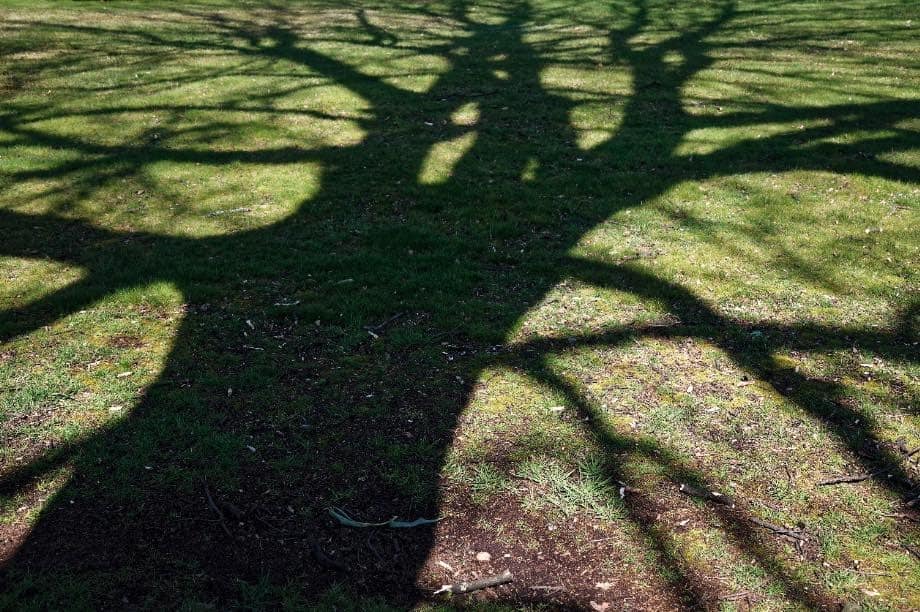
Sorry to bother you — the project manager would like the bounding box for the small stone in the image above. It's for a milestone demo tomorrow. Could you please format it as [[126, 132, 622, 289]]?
[[475, 551, 492, 562]]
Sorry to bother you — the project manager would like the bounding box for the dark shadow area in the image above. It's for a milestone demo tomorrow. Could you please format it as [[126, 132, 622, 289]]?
[[0, 0, 917, 608]]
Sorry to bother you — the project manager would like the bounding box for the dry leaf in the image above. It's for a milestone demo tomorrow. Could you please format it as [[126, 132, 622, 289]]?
[[596, 582, 614, 591]]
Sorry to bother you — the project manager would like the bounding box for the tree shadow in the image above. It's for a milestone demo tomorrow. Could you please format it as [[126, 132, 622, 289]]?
[[0, 0, 917, 608]]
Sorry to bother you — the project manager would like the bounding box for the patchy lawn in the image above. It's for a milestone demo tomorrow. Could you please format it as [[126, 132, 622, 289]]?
[[0, 0, 917, 609]]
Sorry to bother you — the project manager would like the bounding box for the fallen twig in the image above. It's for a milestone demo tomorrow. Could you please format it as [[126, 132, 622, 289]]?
[[206, 207, 251, 217], [817, 469, 886, 486], [328, 506, 440, 528], [530, 585, 563, 592], [202, 480, 232, 538], [879, 512, 920, 523], [679, 483, 734, 506], [434, 570, 513, 595], [437, 89, 499, 102], [718, 591, 753, 602], [748, 517, 807, 541], [364, 311, 405, 333], [590, 536, 618, 543]]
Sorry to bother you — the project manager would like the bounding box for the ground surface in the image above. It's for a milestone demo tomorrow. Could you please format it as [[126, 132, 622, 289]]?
[[0, 0, 918, 609]]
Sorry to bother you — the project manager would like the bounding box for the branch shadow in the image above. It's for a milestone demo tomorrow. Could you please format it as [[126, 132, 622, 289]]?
[[0, 0, 917, 608]]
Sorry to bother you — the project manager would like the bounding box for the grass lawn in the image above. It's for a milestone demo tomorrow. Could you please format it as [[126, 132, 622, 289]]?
[[0, 0, 917, 609]]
